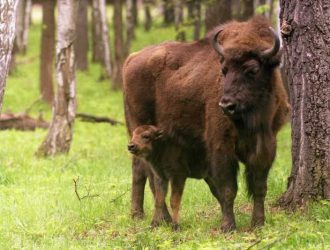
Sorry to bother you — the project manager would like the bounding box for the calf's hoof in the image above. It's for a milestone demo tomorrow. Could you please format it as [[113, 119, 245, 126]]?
[[171, 223, 180, 231], [251, 217, 265, 229]]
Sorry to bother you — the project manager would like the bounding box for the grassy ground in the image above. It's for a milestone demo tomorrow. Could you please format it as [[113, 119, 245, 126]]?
[[0, 15, 329, 250]]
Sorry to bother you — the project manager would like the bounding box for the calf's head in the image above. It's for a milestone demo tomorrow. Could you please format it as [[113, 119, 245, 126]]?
[[212, 21, 281, 121], [128, 125, 163, 158]]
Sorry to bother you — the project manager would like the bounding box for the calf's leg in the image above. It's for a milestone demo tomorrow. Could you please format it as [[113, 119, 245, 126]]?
[[151, 175, 171, 227], [131, 157, 149, 219], [170, 177, 186, 230]]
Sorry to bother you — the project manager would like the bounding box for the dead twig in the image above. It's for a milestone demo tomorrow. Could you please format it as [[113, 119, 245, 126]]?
[[110, 189, 131, 203], [76, 113, 124, 126], [73, 177, 100, 201]]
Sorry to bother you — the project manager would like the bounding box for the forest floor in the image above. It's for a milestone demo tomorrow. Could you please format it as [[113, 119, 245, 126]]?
[[0, 15, 329, 250]]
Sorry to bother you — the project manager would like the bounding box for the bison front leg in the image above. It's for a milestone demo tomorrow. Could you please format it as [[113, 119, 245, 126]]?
[[213, 160, 239, 232], [151, 175, 171, 227], [246, 167, 270, 228], [131, 157, 151, 219], [170, 177, 186, 230]]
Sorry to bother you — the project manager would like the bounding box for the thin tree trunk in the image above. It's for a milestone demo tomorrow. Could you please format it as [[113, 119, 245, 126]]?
[[278, 0, 330, 208], [132, 0, 138, 26], [192, 0, 201, 40], [174, 0, 185, 41], [113, 0, 124, 89], [92, 0, 112, 78], [163, 0, 174, 25], [15, 0, 25, 53], [40, 0, 55, 105], [143, 0, 152, 31], [75, 0, 88, 71], [92, 0, 103, 63], [126, 0, 135, 54], [205, 0, 232, 32], [0, 0, 19, 112], [22, 0, 31, 54], [238, 0, 254, 21], [99, 0, 112, 78], [37, 0, 78, 157]]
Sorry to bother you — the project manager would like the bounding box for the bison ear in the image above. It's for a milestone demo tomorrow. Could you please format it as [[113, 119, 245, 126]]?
[[155, 130, 164, 140]]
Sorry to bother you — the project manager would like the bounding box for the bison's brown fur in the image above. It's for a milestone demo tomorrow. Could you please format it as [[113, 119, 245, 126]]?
[[123, 16, 290, 231]]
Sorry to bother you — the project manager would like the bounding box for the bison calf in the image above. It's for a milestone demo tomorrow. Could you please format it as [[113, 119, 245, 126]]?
[[128, 125, 189, 229]]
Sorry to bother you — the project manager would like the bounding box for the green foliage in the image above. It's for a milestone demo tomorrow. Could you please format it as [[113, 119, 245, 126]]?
[[0, 13, 329, 250]]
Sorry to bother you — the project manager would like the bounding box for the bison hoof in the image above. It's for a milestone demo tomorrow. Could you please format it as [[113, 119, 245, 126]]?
[[131, 211, 144, 220], [220, 221, 236, 233]]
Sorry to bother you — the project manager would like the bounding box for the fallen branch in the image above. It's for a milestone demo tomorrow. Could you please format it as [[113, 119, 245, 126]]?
[[76, 113, 124, 126], [73, 177, 100, 201], [0, 112, 49, 131]]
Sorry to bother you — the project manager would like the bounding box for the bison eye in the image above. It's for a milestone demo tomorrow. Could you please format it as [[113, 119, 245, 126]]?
[[245, 67, 259, 77]]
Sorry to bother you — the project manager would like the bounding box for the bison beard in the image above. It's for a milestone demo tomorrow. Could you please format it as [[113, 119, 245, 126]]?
[[123, 16, 290, 231]]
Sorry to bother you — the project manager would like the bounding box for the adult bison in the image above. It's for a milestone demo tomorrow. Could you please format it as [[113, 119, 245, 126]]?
[[123, 16, 290, 231]]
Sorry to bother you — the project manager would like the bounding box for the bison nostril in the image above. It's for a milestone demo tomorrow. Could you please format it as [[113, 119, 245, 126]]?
[[127, 144, 137, 152], [219, 100, 237, 114]]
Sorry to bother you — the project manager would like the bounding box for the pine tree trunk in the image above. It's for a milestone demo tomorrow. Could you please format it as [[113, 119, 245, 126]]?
[[143, 0, 152, 31], [37, 0, 78, 157], [40, 0, 55, 105], [205, 0, 232, 32], [0, 0, 18, 112], [75, 0, 88, 71], [278, 0, 330, 208], [92, 0, 103, 63], [113, 0, 124, 89], [174, 0, 185, 41], [126, 0, 135, 54]]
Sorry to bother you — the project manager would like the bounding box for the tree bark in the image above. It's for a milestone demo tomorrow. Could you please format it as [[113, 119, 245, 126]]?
[[113, 0, 124, 89], [278, 0, 330, 208], [0, 0, 19, 112], [143, 0, 152, 31], [40, 0, 55, 105], [75, 0, 88, 71], [205, 0, 232, 32], [37, 0, 78, 157]]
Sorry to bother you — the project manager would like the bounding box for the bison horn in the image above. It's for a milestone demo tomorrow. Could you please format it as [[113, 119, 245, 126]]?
[[212, 29, 224, 57], [260, 27, 280, 58]]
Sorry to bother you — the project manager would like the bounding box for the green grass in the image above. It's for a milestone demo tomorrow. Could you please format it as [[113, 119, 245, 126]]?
[[0, 15, 329, 250]]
